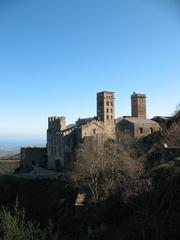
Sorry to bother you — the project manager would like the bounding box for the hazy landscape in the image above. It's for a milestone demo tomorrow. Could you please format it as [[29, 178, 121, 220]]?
[[0, 147, 20, 158], [0, 139, 45, 157], [0, 0, 180, 239]]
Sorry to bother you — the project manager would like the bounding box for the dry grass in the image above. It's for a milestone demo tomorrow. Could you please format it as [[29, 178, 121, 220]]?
[[0, 161, 18, 175]]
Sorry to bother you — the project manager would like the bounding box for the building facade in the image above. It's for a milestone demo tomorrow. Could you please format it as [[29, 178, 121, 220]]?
[[116, 92, 160, 138], [21, 91, 161, 172], [47, 91, 115, 171], [116, 117, 160, 138], [21, 147, 47, 171], [131, 92, 147, 118]]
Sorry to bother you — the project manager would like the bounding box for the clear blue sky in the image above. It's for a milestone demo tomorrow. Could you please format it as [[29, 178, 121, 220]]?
[[0, 0, 180, 144]]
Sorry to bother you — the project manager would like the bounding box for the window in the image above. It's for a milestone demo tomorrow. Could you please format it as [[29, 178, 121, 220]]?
[[139, 128, 143, 134], [106, 101, 109, 106], [107, 115, 109, 120], [107, 108, 109, 113], [111, 115, 113, 119], [111, 108, 113, 113], [110, 102, 113, 107], [93, 129, 96, 134], [150, 128, 153, 133]]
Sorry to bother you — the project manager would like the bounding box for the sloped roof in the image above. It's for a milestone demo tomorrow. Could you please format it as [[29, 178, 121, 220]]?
[[76, 117, 96, 126], [120, 117, 158, 125], [115, 117, 123, 124], [65, 124, 76, 130], [81, 120, 104, 130], [152, 116, 171, 121]]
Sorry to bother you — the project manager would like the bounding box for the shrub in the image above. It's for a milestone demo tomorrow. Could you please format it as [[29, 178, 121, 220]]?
[[0, 200, 48, 240]]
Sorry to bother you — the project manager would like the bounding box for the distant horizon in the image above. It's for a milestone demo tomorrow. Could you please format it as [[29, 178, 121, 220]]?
[[0, 102, 178, 147], [0, 138, 46, 148], [0, 0, 179, 140]]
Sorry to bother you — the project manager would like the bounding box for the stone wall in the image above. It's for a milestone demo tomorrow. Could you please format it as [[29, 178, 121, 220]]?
[[133, 122, 160, 138], [116, 120, 135, 137], [131, 92, 146, 118], [117, 118, 160, 138], [21, 147, 47, 171]]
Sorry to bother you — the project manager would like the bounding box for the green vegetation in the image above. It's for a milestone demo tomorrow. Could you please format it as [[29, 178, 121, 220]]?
[[0, 122, 179, 239], [0, 204, 49, 240]]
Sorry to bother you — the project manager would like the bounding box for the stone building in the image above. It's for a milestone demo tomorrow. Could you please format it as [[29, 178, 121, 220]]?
[[47, 91, 115, 171], [21, 147, 47, 171], [131, 92, 147, 118], [116, 117, 160, 138], [116, 92, 160, 138], [20, 91, 161, 172]]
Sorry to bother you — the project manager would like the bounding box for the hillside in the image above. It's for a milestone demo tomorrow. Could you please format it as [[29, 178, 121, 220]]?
[[0, 147, 20, 158]]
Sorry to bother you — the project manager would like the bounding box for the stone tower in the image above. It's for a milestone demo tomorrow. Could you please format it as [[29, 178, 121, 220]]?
[[47, 116, 66, 170], [131, 92, 146, 118], [48, 116, 66, 132], [97, 91, 115, 138]]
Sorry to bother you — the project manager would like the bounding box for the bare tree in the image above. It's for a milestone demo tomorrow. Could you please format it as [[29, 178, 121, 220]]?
[[72, 134, 146, 202], [174, 102, 180, 114], [163, 122, 180, 146]]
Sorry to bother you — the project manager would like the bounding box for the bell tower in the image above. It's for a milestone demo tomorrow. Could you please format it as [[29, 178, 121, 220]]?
[[131, 92, 146, 118], [97, 91, 115, 138], [97, 91, 115, 123]]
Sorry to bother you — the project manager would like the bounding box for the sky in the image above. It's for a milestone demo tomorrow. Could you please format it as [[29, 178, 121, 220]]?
[[0, 0, 180, 145]]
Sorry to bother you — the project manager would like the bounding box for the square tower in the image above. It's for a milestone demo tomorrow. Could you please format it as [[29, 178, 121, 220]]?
[[97, 91, 115, 124], [48, 116, 66, 132], [131, 92, 146, 118]]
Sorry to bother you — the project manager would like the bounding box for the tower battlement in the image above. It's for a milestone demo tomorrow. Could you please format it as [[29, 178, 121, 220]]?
[[48, 116, 66, 131], [48, 116, 65, 122]]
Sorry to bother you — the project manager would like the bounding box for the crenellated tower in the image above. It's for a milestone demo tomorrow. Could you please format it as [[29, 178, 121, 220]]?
[[48, 116, 66, 132], [47, 116, 66, 171]]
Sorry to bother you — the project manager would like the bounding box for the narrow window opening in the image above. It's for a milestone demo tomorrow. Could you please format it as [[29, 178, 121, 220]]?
[[139, 128, 143, 134]]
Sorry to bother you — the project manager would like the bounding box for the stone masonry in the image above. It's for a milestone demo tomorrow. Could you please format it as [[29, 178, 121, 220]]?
[[47, 91, 115, 171], [21, 91, 161, 172]]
